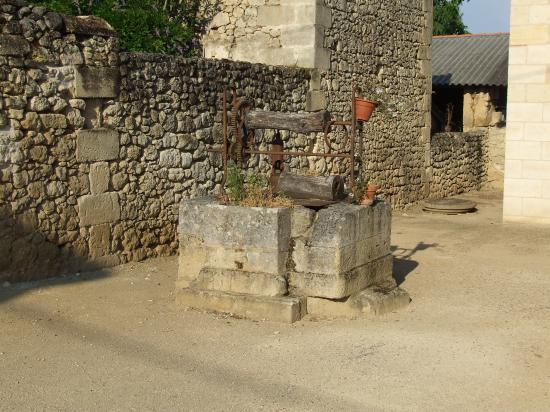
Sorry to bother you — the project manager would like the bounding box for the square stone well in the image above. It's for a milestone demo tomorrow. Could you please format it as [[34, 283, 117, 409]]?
[[176, 198, 409, 323]]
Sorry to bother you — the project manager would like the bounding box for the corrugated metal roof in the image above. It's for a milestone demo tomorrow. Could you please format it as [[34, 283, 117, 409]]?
[[432, 33, 509, 87]]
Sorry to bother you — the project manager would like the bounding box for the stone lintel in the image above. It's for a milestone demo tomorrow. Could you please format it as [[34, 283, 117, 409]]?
[[73, 66, 120, 98], [76, 128, 119, 162], [0, 35, 30, 56], [78, 192, 120, 226]]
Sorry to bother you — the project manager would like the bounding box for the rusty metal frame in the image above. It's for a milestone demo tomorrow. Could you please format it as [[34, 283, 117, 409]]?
[[210, 86, 364, 192]]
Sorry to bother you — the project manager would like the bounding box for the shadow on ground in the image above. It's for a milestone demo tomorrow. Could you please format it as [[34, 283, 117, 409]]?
[[9, 302, 367, 411], [0, 209, 116, 304], [391, 242, 438, 285], [0, 269, 111, 304]]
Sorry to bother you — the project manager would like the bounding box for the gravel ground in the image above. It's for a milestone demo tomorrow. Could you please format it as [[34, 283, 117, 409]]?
[[1, 190, 549, 411]]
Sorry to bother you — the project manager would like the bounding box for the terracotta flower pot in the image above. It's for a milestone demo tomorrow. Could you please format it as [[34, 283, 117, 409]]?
[[360, 195, 374, 206], [367, 183, 380, 196], [361, 184, 380, 206], [355, 98, 377, 122]]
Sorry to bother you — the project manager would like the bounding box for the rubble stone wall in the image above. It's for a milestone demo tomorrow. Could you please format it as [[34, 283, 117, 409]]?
[[1, 0, 488, 282], [430, 132, 488, 198], [0, 0, 310, 281]]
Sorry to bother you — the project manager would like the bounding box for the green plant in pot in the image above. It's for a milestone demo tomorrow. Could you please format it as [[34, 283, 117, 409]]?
[[352, 172, 380, 206], [355, 84, 394, 121]]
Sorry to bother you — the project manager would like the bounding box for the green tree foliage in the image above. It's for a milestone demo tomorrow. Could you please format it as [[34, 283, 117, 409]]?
[[433, 0, 470, 36], [32, 0, 219, 55]]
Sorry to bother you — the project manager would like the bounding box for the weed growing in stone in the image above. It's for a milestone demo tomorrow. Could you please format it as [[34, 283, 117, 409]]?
[[224, 164, 293, 208]]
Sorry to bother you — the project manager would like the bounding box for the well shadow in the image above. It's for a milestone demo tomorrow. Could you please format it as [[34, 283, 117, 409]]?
[[391, 242, 438, 285]]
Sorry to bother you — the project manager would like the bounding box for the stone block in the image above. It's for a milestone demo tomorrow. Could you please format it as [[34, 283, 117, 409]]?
[[89, 162, 110, 194], [76, 128, 119, 162], [316, 4, 332, 27], [508, 65, 546, 85], [176, 288, 306, 323], [178, 199, 293, 292], [289, 255, 395, 299], [523, 198, 550, 218], [78, 192, 120, 226], [159, 149, 180, 167], [290, 206, 315, 238], [178, 199, 291, 252], [505, 141, 541, 160], [526, 84, 550, 103], [191, 268, 287, 297], [89, 223, 111, 258], [73, 66, 120, 98], [39, 114, 67, 129], [306, 90, 328, 112], [197, 245, 287, 277], [0, 35, 30, 56], [507, 103, 543, 122], [280, 25, 317, 47], [307, 287, 410, 319], [524, 123, 550, 142], [510, 24, 550, 46]]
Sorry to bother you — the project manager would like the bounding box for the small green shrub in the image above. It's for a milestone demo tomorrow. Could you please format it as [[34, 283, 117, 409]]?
[[225, 163, 246, 203], [224, 165, 293, 208]]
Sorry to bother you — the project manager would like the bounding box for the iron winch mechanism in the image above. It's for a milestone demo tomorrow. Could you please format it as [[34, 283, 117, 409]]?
[[209, 86, 373, 206]]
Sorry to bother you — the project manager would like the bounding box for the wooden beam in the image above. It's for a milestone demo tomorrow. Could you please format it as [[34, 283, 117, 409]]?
[[278, 173, 346, 201], [245, 110, 331, 134]]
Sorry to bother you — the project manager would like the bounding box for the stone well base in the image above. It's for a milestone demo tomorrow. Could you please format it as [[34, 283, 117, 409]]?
[[176, 198, 409, 322]]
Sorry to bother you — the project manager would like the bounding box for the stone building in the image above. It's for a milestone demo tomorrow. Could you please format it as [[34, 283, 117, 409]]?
[[431, 33, 509, 133], [431, 33, 509, 187], [504, 0, 550, 224]]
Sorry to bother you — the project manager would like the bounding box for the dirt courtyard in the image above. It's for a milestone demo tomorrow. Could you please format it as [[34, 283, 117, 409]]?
[[1, 190, 549, 411]]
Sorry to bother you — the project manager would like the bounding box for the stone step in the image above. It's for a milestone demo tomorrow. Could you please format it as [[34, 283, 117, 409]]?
[[176, 288, 306, 323], [306, 287, 411, 319]]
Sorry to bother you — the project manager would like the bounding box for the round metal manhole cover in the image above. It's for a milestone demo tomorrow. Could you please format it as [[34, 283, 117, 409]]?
[[422, 198, 477, 214]]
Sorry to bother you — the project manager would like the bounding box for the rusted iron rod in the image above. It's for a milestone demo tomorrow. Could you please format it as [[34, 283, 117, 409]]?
[[243, 149, 352, 159], [222, 87, 228, 187]]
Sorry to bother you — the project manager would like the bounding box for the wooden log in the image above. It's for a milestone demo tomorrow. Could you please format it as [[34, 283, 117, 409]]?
[[245, 110, 331, 134], [278, 173, 345, 201]]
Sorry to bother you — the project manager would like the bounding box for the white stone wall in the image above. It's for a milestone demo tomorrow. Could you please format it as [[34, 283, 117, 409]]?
[[504, 0, 550, 224], [202, 0, 331, 69]]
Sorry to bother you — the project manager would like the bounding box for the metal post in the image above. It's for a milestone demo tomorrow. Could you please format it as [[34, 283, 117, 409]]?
[[222, 87, 228, 188], [350, 86, 357, 189]]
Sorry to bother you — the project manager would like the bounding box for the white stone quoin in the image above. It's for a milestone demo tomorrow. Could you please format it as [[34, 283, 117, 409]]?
[[202, 0, 332, 69], [504, 0, 550, 224]]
